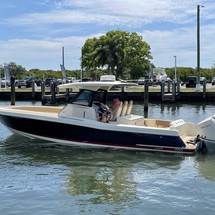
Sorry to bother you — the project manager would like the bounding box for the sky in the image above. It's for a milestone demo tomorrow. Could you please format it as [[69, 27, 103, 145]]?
[[0, 0, 214, 71]]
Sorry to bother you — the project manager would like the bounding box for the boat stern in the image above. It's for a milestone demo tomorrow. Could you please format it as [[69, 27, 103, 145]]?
[[197, 116, 215, 151]]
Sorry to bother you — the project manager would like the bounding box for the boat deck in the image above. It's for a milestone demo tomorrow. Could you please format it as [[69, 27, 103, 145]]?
[[8, 106, 63, 113]]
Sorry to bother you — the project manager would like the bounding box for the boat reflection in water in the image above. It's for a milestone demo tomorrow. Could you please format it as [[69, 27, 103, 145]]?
[[2, 134, 184, 204], [196, 153, 215, 182], [64, 154, 183, 204], [1, 134, 215, 215]]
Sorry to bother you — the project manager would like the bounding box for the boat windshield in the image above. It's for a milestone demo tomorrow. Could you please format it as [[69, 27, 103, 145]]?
[[71, 89, 107, 106]]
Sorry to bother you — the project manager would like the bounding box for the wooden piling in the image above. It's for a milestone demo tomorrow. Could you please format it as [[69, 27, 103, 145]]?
[[161, 81, 165, 101], [177, 79, 180, 100], [66, 88, 70, 102], [203, 79, 206, 100], [56, 83, 59, 94], [50, 81, 56, 104], [10, 76, 15, 105], [41, 81, 45, 105], [41, 81, 45, 98], [172, 81, 176, 102], [144, 79, 149, 112], [32, 80, 35, 99], [167, 80, 171, 93]]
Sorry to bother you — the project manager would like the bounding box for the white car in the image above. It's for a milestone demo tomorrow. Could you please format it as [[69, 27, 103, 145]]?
[[137, 77, 145, 85], [0, 78, 10, 88]]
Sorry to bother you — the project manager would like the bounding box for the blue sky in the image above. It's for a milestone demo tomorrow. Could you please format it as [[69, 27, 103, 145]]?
[[0, 0, 214, 71]]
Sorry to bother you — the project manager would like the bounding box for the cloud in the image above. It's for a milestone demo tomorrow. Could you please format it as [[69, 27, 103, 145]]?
[[0, 36, 87, 70], [141, 21, 215, 68], [2, 0, 210, 28], [0, 0, 215, 69]]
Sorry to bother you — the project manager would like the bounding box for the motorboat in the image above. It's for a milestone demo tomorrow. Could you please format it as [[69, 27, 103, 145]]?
[[196, 116, 215, 151], [0, 81, 201, 154]]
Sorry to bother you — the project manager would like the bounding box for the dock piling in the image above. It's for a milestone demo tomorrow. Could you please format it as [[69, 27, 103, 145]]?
[[32, 80, 35, 99], [10, 76, 15, 105], [50, 81, 56, 104], [203, 79, 206, 100], [177, 79, 180, 100], [161, 81, 165, 101], [144, 78, 149, 112], [172, 81, 176, 100]]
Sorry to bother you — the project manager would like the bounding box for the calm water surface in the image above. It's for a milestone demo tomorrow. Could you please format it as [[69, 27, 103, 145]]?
[[0, 101, 215, 215]]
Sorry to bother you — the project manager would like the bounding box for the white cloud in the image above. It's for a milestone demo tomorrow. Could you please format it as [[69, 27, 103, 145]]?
[[0, 0, 215, 69], [141, 21, 215, 68], [53, 0, 207, 23], [3, 0, 210, 27], [0, 36, 87, 70]]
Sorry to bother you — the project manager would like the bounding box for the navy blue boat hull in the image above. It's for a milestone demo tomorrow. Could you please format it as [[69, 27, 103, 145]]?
[[0, 115, 195, 154]]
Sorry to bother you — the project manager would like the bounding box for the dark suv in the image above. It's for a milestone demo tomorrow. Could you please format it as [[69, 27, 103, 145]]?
[[16, 77, 41, 88], [185, 76, 197, 88], [45, 78, 63, 87]]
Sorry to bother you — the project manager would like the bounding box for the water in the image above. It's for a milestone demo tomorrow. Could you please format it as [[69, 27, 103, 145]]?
[[0, 101, 215, 215]]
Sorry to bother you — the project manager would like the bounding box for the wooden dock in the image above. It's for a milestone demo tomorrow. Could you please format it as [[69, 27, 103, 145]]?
[[0, 80, 215, 104]]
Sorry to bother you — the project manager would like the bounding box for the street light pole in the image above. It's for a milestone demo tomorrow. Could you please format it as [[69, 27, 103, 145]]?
[[174, 56, 177, 81], [80, 48, 83, 81], [196, 4, 204, 91]]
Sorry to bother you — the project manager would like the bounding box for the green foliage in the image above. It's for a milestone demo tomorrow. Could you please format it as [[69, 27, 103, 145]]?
[[1, 54, 214, 83], [165, 67, 214, 82], [81, 30, 152, 79], [0, 62, 82, 80], [0, 62, 27, 79]]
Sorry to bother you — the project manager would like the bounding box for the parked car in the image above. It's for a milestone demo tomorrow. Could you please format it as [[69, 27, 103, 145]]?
[[212, 77, 215, 86], [186, 76, 197, 88], [0, 78, 10, 88], [16, 77, 41, 88], [200, 77, 206, 85], [66, 77, 77, 83], [81, 77, 93, 82], [45, 78, 63, 87], [137, 77, 145, 85]]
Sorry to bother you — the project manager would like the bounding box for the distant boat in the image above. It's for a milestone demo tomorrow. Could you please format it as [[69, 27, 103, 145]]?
[[0, 81, 201, 154]]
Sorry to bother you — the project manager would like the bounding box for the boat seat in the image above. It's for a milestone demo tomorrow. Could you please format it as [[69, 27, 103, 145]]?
[[121, 101, 128, 116], [111, 102, 123, 121], [126, 100, 133, 115]]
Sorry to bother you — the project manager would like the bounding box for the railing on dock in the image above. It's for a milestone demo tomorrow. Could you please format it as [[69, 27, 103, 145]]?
[[161, 80, 180, 102]]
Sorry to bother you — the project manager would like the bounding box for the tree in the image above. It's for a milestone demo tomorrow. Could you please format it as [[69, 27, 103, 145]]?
[[0, 62, 27, 79], [81, 30, 152, 79]]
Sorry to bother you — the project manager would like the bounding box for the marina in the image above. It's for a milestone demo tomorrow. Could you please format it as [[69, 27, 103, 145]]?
[[1, 1, 215, 214], [0, 101, 215, 214]]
